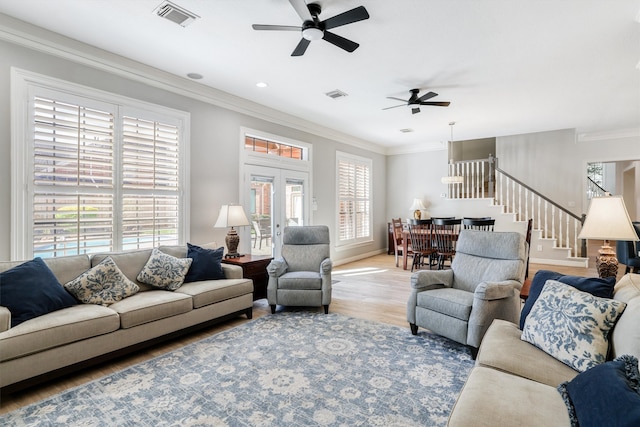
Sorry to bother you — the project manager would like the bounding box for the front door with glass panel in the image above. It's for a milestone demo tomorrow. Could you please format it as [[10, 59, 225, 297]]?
[[244, 166, 309, 258]]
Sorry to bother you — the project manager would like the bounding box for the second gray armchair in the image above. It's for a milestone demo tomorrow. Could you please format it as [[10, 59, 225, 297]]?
[[267, 225, 332, 314], [407, 229, 528, 357]]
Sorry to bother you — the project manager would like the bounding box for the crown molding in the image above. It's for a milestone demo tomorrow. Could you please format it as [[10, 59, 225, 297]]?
[[0, 13, 387, 155], [577, 128, 640, 142]]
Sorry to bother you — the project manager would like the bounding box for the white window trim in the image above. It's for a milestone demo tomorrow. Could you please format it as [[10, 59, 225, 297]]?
[[10, 67, 190, 260], [335, 150, 373, 248], [240, 126, 312, 172]]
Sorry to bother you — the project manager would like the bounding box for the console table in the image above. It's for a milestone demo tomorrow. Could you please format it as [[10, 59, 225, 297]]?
[[221, 255, 272, 300]]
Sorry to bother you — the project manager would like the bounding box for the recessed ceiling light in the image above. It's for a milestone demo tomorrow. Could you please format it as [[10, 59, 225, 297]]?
[[187, 73, 203, 80], [256, 82, 268, 88]]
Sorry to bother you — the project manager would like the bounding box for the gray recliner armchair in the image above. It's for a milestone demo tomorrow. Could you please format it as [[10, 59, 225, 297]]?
[[407, 229, 527, 356], [267, 225, 332, 314]]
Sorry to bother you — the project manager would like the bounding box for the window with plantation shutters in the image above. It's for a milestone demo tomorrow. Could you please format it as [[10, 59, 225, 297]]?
[[336, 151, 372, 246], [12, 70, 189, 259]]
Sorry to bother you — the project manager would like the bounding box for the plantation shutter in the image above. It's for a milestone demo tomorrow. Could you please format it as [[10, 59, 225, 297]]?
[[32, 97, 115, 257], [337, 153, 371, 245], [122, 116, 180, 249]]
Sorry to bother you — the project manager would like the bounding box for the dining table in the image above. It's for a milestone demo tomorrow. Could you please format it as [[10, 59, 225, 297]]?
[[401, 225, 460, 270]]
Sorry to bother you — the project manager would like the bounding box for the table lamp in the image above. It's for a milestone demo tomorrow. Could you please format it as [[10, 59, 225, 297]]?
[[214, 204, 250, 258], [410, 198, 426, 220], [578, 195, 638, 278]]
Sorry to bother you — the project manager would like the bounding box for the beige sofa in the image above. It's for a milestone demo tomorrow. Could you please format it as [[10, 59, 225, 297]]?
[[0, 245, 254, 391], [448, 273, 640, 426]]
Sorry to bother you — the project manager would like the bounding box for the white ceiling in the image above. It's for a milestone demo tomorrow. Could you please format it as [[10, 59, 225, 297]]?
[[1, 0, 639, 151]]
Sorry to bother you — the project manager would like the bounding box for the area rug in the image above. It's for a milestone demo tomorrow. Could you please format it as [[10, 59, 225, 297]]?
[[2, 312, 474, 426]]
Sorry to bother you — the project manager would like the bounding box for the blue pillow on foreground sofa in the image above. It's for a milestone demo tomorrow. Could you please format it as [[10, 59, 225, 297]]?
[[519, 269, 616, 329]]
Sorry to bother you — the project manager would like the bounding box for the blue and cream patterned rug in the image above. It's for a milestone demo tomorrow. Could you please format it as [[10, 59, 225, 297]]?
[[2, 312, 474, 426]]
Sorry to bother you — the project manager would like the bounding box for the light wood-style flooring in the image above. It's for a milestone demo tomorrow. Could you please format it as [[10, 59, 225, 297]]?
[[0, 246, 615, 413]]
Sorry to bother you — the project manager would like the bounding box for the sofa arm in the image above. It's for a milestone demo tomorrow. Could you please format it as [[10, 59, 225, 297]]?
[[221, 263, 243, 280], [474, 280, 521, 301], [0, 306, 11, 332], [267, 258, 288, 277], [320, 258, 332, 274]]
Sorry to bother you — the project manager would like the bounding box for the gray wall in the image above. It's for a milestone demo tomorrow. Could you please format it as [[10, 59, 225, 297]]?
[[0, 38, 387, 262]]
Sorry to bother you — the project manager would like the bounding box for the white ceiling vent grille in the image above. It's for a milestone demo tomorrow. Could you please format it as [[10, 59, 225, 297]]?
[[325, 90, 348, 99], [155, 1, 199, 27]]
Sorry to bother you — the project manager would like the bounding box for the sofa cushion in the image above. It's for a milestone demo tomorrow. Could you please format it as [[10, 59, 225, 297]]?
[[108, 290, 192, 329], [0, 304, 119, 362], [0, 257, 77, 327], [277, 271, 322, 290], [610, 273, 640, 360], [447, 366, 570, 427], [183, 244, 225, 283], [64, 256, 139, 305], [176, 278, 253, 308], [558, 355, 640, 427], [520, 270, 616, 329], [477, 319, 579, 387], [522, 280, 626, 372], [417, 287, 474, 321], [91, 249, 153, 290], [137, 248, 192, 291]]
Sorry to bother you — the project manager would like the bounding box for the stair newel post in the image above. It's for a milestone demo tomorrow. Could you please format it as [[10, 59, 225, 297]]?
[[488, 154, 495, 199], [579, 213, 587, 257]]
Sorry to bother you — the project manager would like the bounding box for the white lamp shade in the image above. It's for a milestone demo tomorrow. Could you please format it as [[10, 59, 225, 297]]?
[[409, 198, 426, 211], [578, 196, 638, 241], [214, 205, 250, 228]]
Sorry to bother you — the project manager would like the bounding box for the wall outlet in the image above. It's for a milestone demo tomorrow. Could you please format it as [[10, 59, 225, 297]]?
[[440, 193, 447, 198], [537, 245, 543, 251]]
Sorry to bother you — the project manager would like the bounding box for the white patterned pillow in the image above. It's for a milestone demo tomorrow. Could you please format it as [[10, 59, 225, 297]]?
[[521, 280, 626, 372], [137, 248, 192, 291], [64, 256, 139, 305]]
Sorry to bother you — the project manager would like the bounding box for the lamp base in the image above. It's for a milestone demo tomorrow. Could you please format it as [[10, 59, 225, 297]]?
[[596, 242, 618, 279], [414, 210, 422, 220], [224, 227, 244, 259]]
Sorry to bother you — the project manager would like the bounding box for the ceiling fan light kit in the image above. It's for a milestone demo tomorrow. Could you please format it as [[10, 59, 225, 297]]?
[[383, 88, 451, 114]]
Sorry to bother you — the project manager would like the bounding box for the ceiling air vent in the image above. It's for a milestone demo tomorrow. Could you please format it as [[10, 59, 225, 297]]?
[[155, 1, 199, 27], [325, 90, 348, 99]]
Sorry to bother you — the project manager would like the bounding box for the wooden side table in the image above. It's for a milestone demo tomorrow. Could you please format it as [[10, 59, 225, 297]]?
[[222, 255, 272, 301], [520, 278, 532, 301]]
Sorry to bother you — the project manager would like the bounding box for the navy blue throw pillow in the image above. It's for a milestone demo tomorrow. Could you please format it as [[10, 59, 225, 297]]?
[[519, 270, 616, 329], [0, 257, 77, 327], [183, 244, 225, 283], [558, 355, 640, 427]]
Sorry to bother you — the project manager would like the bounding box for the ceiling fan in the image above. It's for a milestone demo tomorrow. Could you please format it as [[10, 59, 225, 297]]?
[[383, 89, 451, 114], [252, 0, 370, 57]]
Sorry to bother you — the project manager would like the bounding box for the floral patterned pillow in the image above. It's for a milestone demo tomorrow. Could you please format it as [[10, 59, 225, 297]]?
[[521, 280, 626, 372], [137, 248, 192, 291], [64, 256, 139, 305]]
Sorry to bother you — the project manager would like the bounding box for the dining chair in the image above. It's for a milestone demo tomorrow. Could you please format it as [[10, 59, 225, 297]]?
[[408, 220, 436, 272], [391, 218, 410, 267], [462, 218, 495, 231], [432, 218, 462, 269]]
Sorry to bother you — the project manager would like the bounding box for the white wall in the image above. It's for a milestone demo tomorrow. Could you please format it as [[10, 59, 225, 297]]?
[[0, 37, 387, 262]]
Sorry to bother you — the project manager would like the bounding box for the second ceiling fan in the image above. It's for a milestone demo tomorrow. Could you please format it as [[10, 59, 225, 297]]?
[[384, 89, 451, 114], [252, 0, 370, 56]]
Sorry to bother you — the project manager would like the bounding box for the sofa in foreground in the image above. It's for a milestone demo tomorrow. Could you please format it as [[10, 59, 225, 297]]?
[[0, 245, 254, 391], [447, 272, 640, 426]]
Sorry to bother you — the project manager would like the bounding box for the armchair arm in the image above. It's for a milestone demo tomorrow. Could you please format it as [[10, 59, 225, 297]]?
[[411, 269, 454, 291], [320, 258, 332, 275], [474, 280, 521, 301], [266, 258, 288, 277]]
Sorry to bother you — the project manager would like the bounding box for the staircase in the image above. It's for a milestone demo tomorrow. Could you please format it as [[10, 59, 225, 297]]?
[[444, 157, 588, 267]]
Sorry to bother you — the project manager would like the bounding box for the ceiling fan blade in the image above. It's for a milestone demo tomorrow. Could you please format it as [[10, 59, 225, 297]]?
[[291, 38, 311, 56], [412, 107, 421, 114], [322, 31, 359, 52], [419, 101, 451, 107], [416, 91, 437, 103], [252, 24, 301, 31], [323, 6, 370, 30], [382, 104, 406, 110], [289, 0, 313, 21], [386, 96, 409, 103]]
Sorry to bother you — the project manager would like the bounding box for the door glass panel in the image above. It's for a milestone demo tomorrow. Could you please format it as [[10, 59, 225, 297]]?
[[286, 179, 304, 227], [249, 176, 273, 256]]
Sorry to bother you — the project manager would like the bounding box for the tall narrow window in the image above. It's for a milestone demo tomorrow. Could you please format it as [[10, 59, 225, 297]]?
[[12, 70, 189, 259], [336, 151, 372, 246]]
